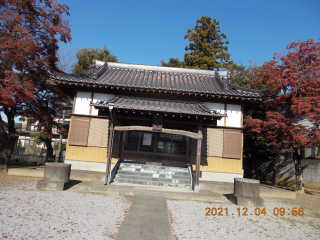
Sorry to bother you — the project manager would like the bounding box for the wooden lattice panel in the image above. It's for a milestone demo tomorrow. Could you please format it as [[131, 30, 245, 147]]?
[[68, 117, 90, 146], [87, 119, 109, 147], [207, 128, 224, 157], [222, 131, 242, 159]]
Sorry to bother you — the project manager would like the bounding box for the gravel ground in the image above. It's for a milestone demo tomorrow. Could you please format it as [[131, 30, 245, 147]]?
[[167, 191, 320, 240], [2, 173, 320, 240], [0, 173, 133, 240]]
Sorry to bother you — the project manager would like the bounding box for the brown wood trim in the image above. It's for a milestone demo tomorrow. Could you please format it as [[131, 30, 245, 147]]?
[[213, 126, 243, 130], [122, 150, 186, 158], [195, 130, 202, 187], [72, 92, 77, 114], [89, 92, 94, 115], [70, 113, 109, 119], [224, 103, 227, 126], [114, 126, 202, 139], [105, 117, 115, 185]]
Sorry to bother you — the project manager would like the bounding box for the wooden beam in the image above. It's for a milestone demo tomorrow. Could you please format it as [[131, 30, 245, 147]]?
[[113, 126, 202, 139], [104, 115, 115, 185], [195, 129, 202, 191]]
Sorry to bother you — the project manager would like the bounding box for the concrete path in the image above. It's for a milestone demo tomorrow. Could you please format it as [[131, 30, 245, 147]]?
[[115, 195, 172, 240], [75, 182, 227, 203]]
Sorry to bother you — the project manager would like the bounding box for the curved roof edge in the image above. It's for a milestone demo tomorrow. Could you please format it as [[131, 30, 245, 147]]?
[[94, 60, 228, 77]]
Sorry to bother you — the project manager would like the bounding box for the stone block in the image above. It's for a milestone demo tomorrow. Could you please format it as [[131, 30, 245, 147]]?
[[230, 194, 265, 207], [37, 179, 73, 191], [234, 178, 260, 198], [230, 178, 265, 207], [36, 163, 72, 191]]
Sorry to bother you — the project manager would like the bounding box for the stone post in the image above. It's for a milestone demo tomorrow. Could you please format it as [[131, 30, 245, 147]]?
[[230, 178, 265, 207], [37, 163, 72, 191]]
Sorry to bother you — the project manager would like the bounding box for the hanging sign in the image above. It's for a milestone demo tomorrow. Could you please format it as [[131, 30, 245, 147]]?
[[158, 141, 163, 149], [143, 133, 152, 145]]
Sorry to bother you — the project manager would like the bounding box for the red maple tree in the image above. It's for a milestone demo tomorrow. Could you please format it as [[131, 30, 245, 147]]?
[[245, 39, 320, 192], [0, 0, 71, 171]]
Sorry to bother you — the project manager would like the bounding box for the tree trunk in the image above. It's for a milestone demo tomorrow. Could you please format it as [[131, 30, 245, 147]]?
[[272, 155, 277, 186], [0, 108, 17, 172], [44, 136, 54, 162], [293, 149, 304, 193]]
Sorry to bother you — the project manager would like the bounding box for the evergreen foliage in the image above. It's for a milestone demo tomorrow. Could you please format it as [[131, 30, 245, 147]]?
[[184, 16, 235, 70], [160, 58, 185, 68], [230, 62, 266, 90], [72, 45, 118, 73]]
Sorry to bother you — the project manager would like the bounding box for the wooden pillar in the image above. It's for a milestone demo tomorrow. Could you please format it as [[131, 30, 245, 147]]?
[[105, 111, 115, 185], [195, 130, 202, 192]]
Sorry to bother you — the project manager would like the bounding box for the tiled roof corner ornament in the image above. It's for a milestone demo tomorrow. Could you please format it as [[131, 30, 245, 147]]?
[[90, 59, 108, 80], [92, 59, 105, 68], [223, 83, 230, 92]]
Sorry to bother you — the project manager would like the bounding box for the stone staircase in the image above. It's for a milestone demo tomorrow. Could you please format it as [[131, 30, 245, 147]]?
[[113, 162, 191, 189]]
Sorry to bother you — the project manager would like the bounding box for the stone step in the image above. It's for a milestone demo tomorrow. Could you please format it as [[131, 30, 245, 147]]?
[[116, 170, 190, 180], [114, 174, 191, 184], [119, 163, 189, 173], [118, 167, 190, 176], [115, 178, 191, 189]]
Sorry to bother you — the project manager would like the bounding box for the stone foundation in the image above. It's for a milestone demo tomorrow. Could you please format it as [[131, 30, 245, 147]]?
[[230, 178, 265, 207], [37, 163, 71, 191]]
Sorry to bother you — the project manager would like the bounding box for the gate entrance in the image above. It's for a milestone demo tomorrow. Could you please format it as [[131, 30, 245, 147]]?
[[121, 131, 190, 165]]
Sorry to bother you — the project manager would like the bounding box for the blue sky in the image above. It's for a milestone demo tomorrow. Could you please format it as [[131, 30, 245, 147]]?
[[61, 0, 319, 66], [2, 0, 319, 123]]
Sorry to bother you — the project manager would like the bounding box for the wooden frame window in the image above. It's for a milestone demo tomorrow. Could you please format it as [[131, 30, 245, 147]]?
[[207, 128, 242, 159], [87, 119, 109, 147], [222, 130, 242, 159], [69, 117, 108, 147]]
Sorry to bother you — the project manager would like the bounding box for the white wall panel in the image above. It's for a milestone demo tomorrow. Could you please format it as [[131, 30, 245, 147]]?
[[226, 104, 241, 128], [204, 102, 225, 126], [74, 92, 91, 115], [200, 171, 243, 183], [91, 93, 115, 116], [64, 160, 108, 172]]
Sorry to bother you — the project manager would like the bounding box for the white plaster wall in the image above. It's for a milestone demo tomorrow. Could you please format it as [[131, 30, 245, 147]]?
[[226, 104, 241, 128], [91, 93, 115, 116], [204, 102, 225, 126], [65, 159, 110, 172], [74, 92, 91, 115], [200, 171, 243, 183]]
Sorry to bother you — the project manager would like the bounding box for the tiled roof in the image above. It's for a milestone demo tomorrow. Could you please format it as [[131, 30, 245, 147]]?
[[91, 96, 226, 117], [51, 61, 266, 100]]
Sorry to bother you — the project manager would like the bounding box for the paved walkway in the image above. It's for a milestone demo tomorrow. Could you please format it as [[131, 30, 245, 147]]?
[[115, 195, 172, 240]]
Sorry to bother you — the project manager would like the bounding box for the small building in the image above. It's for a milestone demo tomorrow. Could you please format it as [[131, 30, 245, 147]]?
[[17, 110, 71, 156], [49, 60, 266, 190]]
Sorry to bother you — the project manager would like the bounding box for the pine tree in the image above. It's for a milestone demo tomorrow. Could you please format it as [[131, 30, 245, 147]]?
[[184, 16, 234, 70], [160, 58, 185, 68]]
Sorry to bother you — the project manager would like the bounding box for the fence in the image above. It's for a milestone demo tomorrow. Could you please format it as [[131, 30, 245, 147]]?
[[244, 157, 320, 190], [10, 147, 65, 164]]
